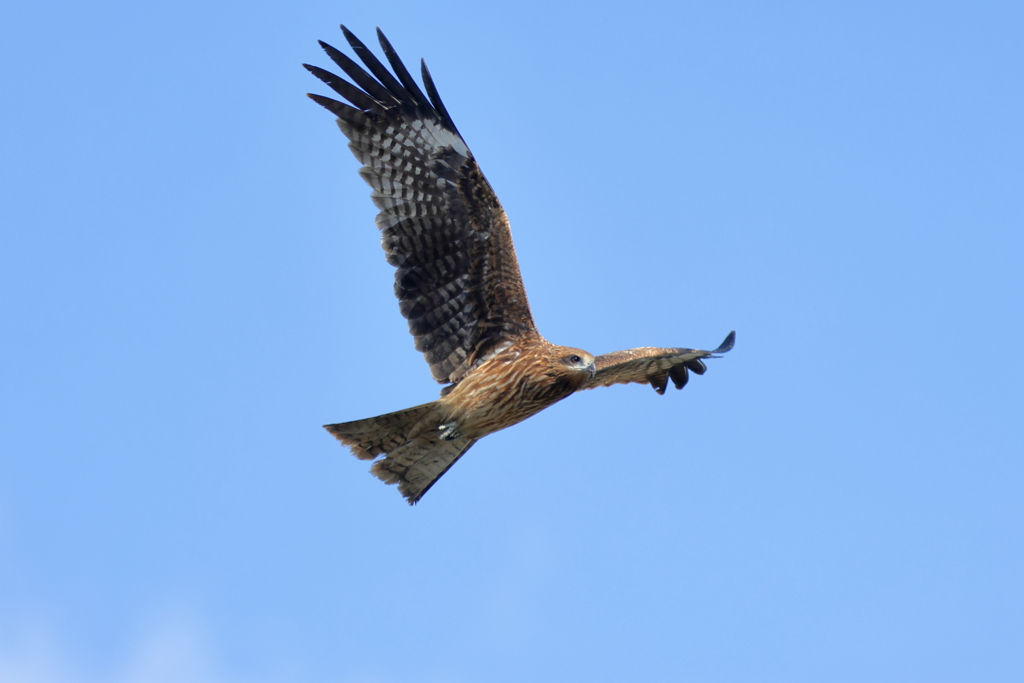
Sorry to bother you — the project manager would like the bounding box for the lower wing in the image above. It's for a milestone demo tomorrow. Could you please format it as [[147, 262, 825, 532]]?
[[578, 331, 735, 395]]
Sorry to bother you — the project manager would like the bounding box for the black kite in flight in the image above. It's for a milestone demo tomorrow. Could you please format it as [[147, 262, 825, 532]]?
[[305, 26, 735, 503]]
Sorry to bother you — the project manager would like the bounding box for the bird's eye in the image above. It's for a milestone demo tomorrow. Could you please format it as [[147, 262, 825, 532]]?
[[569, 355, 582, 364]]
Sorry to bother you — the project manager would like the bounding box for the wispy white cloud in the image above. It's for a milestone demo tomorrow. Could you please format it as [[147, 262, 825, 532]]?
[[0, 613, 406, 683], [0, 613, 228, 683], [111, 614, 226, 683], [0, 618, 69, 683]]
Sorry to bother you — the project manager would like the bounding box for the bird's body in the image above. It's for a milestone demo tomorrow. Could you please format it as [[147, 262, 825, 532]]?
[[305, 26, 735, 503], [438, 336, 595, 440]]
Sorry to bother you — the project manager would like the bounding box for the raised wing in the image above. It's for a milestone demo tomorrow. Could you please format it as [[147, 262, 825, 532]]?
[[305, 26, 537, 385], [579, 331, 735, 394]]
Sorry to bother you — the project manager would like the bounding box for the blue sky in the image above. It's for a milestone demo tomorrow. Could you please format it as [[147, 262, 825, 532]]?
[[2, 1, 1022, 681]]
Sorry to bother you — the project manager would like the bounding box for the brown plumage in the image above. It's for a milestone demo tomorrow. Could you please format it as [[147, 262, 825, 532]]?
[[306, 26, 735, 503]]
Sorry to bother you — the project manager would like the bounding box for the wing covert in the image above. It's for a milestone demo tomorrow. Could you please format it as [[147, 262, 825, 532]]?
[[305, 27, 537, 385]]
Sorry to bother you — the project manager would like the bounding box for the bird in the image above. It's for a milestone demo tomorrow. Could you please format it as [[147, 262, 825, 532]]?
[[304, 26, 735, 504]]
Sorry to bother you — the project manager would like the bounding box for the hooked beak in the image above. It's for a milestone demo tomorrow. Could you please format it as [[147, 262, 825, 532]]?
[[586, 361, 596, 379]]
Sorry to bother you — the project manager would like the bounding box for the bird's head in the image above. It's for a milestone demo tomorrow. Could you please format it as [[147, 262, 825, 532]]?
[[557, 347, 597, 381]]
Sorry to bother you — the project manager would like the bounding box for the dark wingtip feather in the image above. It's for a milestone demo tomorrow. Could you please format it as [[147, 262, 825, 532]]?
[[304, 63, 382, 111], [668, 365, 690, 390], [317, 39, 399, 107], [375, 28, 429, 108], [685, 358, 708, 375], [311, 27, 464, 142], [421, 58, 461, 136], [306, 93, 366, 128], [713, 331, 736, 355], [649, 372, 669, 395], [339, 25, 413, 104]]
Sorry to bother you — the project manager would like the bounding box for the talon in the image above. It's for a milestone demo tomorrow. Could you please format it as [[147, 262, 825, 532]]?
[[438, 421, 461, 441]]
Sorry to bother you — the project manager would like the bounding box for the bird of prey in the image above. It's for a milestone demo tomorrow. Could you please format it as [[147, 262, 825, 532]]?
[[305, 26, 735, 504]]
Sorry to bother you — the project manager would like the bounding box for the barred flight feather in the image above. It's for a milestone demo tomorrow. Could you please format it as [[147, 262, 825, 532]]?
[[305, 29, 534, 385]]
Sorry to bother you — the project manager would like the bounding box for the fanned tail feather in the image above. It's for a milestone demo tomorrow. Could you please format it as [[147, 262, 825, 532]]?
[[371, 434, 477, 504], [324, 402, 476, 504]]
